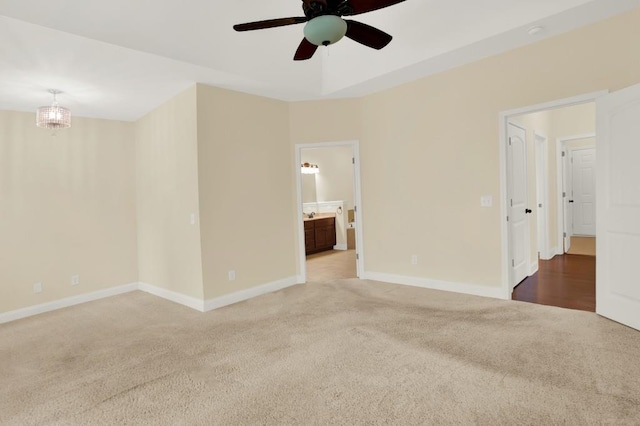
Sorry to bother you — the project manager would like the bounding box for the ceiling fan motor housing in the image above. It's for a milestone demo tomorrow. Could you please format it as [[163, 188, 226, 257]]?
[[303, 15, 348, 46], [233, 0, 403, 60]]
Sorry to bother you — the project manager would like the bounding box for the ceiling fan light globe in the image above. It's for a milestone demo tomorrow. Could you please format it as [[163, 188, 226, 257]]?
[[303, 15, 347, 46]]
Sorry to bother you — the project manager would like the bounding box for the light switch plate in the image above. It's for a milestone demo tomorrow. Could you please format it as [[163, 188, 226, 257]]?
[[480, 195, 493, 207]]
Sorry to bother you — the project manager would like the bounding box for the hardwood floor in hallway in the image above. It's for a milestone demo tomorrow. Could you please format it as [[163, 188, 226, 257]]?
[[512, 254, 595, 312]]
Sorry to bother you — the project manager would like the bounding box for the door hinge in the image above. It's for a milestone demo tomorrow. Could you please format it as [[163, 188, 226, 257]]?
[[356, 253, 359, 260], [508, 137, 512, 146], [538, 203, 542, 208], [564, 232, 567, 238], [354, 206, 357, 213], [563, 192, 566, 198], [512, 259, 515, 267], [506, 216, 509, 222], [510, 199, 513, 207], [562, 151, 566, 157], [352, 157, 355, 165]]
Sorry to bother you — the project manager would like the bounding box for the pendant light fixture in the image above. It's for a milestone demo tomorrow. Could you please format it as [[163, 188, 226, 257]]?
[[36, 90, 71, 129], [303, 15, 348, 46]]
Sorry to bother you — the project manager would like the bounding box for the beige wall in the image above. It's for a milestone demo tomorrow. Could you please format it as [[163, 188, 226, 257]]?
[[196, 84, 296, 299], [135, 86, 204, 299], [0, 111, 138, 313], [291, 9, 640, 289], [289, 98, 362, 144]]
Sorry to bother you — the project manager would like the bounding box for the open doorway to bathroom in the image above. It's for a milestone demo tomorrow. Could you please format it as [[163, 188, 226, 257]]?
[[295, 141, 364, 283]]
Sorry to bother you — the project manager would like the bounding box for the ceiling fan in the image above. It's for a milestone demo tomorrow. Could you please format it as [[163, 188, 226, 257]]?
[[233, 0, 406, 61]]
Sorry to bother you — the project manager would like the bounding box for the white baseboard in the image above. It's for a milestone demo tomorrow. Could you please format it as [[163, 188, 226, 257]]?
[[550, 246, 564, 258], [1, 276, 301, 324], [0, 283, 138, 324], [529, 261, 539, 276], [333, 244, 348, 251], [0, 272, 501, 324], [203, 276, 298, 312], [361, 272, 505, 300], [138, 282, 205, 312], [538, 248, 552, 260]]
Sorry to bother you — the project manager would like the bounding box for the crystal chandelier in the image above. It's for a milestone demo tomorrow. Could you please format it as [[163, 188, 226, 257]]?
[[36, 90, 71, 129]]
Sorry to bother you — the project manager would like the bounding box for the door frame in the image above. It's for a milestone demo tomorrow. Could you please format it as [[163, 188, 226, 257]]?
[[534, 131, 551, 260], [498, 91, 607, 299], [556, 135, 596, 251], [294, 140, 365, 283]]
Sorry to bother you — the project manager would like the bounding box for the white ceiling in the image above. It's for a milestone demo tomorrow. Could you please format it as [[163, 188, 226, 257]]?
[[0, 0, 637, 121]]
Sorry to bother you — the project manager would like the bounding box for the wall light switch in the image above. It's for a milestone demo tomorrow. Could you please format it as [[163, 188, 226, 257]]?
[[33, 282, 42, 294], [411, 255, 418, 265], [190, 213, 196, 225], [480, 196, 493, 207], [228, 270, 236, 281], [71, 275, 80, 286]]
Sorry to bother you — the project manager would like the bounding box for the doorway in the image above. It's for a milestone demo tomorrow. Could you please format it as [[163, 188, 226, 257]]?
[[294, 140, 364, 283], [499, 93, 600, 310], [558, 139, 596, 255]]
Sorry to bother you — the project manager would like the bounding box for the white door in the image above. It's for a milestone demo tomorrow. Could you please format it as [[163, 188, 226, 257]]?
[[535, 134, 548, 259], [507, 123, 529, 291], [571, 148, 596, 236], [596, 83, 640, 331], [562, 149, 573, 252]]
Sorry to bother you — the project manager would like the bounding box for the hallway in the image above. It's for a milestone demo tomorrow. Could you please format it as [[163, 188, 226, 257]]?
[[512, 254, 595, 312]]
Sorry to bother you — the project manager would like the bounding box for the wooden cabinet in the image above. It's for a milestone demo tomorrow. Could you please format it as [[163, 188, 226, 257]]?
[[304, 217, 336, 255], [304, 221, 316, 253]]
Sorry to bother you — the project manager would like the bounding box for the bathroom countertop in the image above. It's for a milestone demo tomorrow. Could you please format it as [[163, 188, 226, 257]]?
[[303, 213, 336, 222]]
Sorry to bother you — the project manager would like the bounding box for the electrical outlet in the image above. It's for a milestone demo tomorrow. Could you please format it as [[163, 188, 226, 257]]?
[[71, 275, 80, 286], [411, 255, 418, 265], [480, 195, 493, 207], [228, 270, 236, 281], [33, 282, 42, 294]]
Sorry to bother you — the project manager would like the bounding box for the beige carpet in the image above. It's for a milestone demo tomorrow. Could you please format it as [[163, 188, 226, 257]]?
[[567, 237, 596, 256], [2, 279, 639, 425]]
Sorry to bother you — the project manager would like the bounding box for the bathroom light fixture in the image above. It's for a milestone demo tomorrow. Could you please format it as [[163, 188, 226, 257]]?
[[301, 162, 319, 174], [36, 90, 71, 129]]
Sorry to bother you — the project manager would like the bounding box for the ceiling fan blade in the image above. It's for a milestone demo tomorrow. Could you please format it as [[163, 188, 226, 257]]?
[[344, 20, 392, 50], [344, 0, 406, 16], [294, 38, 319, 60], [233, 17, 308, 32]]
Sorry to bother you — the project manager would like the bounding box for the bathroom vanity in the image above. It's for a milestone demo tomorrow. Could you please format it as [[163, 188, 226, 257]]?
[[304, 214, 336, 255]]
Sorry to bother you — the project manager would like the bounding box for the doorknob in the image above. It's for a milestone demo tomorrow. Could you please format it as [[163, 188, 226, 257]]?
[[525, 209, 532, 214], [568, 200, 574, 203]]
